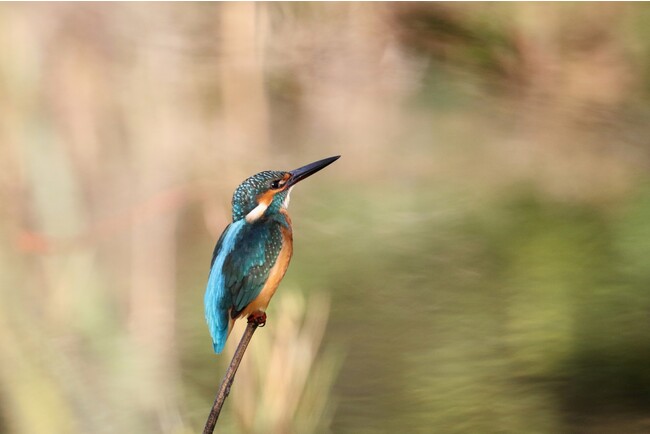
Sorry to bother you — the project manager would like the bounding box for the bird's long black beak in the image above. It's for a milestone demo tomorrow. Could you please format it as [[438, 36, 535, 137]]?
[[287, 155, 340, 188]]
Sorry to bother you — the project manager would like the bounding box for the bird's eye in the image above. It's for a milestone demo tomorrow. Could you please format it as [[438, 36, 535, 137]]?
[[270, 180, 282, 189]]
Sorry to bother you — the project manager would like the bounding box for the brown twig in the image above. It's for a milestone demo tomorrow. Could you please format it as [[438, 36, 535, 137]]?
[[202, 320, 260, 434]]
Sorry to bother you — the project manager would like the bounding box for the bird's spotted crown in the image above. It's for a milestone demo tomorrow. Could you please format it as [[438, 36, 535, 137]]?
[[231, 170, 289, 222]]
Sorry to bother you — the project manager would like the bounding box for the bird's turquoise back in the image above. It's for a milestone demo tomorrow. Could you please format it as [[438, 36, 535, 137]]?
[[204, 220, 244, 353]]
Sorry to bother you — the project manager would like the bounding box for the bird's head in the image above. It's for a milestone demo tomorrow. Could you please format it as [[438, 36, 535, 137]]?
[[231, 156, 340, 223]]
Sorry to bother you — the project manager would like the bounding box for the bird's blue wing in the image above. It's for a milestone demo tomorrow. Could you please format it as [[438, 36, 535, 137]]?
[[222, 220, 284, 314], [204, 220, 245, 353], [204, 219, 284, 353]]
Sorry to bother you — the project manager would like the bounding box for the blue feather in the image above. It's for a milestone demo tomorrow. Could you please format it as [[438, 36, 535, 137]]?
[[204, 219, 245, 353]]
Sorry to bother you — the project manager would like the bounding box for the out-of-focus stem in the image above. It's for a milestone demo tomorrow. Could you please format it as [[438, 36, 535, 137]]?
[[203, 320, 259, 434]]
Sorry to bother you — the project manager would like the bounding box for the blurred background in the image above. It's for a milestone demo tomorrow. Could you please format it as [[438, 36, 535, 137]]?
[[1, 2, 650, 433]]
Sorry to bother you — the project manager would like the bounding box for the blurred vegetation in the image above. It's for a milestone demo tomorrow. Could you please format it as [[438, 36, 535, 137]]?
[[1, 2, 650, 433]]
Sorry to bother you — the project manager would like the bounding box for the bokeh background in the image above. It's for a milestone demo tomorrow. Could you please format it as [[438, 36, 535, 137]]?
[[1, 2, 650, 433]]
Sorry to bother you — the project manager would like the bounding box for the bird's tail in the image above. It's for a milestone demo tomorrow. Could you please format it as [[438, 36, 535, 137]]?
[[212, 315, 235, 354]]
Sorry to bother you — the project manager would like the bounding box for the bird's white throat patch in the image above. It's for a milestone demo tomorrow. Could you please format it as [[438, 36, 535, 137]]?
[[282, 187, 293, 209]]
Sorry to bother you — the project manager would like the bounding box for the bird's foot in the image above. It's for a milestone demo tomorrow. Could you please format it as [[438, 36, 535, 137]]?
[[247, 311, 267, 327]]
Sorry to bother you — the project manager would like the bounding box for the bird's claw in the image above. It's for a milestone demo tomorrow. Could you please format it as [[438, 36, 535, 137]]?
[[247, 311, 267, 327]]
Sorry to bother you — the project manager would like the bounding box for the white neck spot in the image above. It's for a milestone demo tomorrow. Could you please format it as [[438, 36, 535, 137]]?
[[245, 202, 268, 223]]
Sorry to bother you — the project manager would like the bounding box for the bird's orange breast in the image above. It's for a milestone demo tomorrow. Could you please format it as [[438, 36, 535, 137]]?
[[238, 212, 293, 318]]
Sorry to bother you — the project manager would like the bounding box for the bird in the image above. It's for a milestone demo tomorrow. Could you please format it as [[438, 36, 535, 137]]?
[[204, 155, 340, 354]]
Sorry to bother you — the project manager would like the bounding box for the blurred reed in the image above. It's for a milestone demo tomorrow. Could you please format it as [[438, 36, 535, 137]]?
[[227, 290, 338, 434]]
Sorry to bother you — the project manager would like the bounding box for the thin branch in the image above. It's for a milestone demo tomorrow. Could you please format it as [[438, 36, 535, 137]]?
[[203, 319, 260, 434]]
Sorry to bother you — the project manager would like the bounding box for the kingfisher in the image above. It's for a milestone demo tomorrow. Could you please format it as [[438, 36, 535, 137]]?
[[204, 156, 340, 354]]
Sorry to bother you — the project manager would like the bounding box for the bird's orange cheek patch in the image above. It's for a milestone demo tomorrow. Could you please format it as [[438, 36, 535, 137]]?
[[245, 190, 276, 223], [257, 190, 276, 207]]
